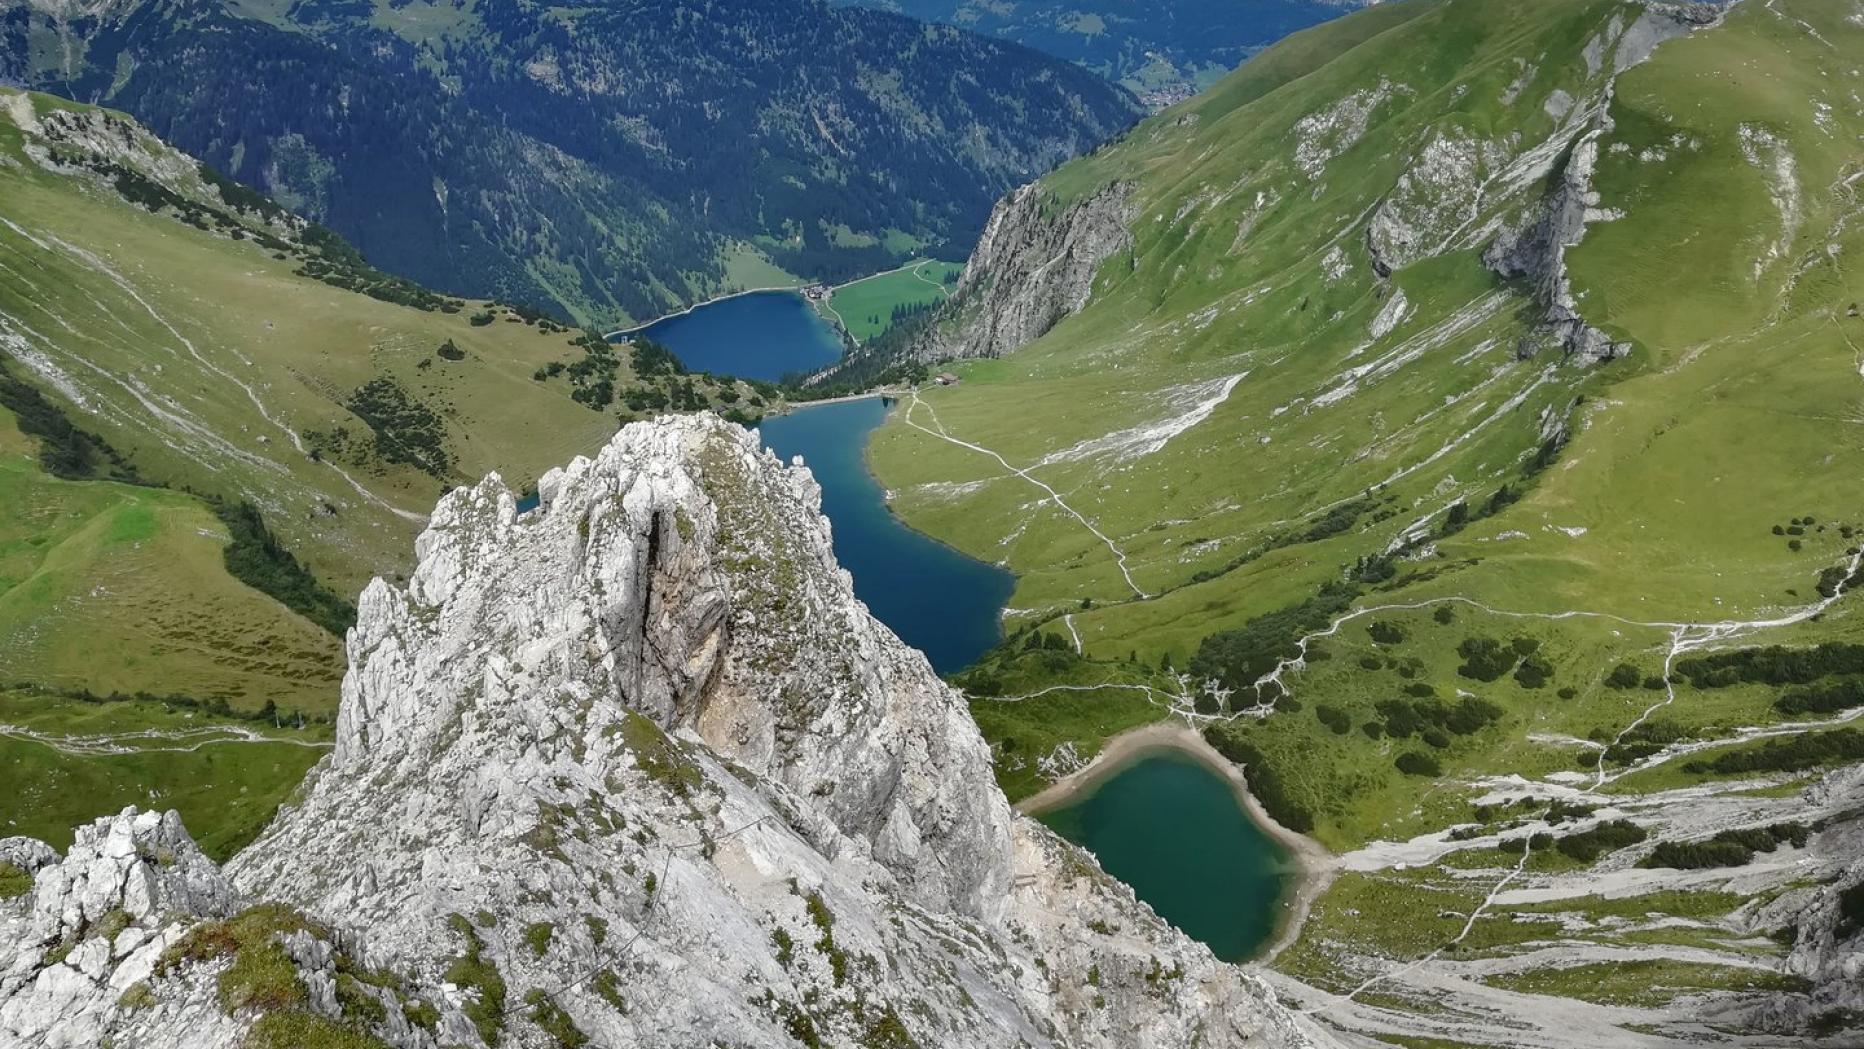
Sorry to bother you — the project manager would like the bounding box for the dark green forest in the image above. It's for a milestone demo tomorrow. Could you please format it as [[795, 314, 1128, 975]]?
[[2, 0, 1139, 325]]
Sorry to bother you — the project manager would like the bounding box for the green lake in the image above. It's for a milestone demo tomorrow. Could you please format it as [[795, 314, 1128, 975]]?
[[1035, 749, 1294, 961]]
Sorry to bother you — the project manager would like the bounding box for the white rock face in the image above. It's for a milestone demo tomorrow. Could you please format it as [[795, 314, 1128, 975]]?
[[0, 415, 1332, 1049], [0, 810, 241, 1048], [912, 182, 1135, 361], [1365, 131, 1483, 275], [1745, 765, 1864, 1031]]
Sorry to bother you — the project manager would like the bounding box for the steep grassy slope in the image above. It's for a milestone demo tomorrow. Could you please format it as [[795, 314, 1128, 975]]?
[[0, 406, 341, 710], [874, 0, 1863, 654], [0, 88, 762, 601], [868, 0, 1864, 1041], [2, 0, 1140, 326]]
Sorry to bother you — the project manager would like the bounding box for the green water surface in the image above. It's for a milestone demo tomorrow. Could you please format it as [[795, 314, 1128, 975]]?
[[1037, 749, 1293, 961]]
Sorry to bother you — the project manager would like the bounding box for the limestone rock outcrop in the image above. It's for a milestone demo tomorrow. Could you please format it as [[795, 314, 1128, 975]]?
[[910, 182, 1134, 361], [1743, 765, 1864, 1032], [0, 415, 1332, 1049], [0, 810, 240, 1048], [1482, 127, 1632, 364]]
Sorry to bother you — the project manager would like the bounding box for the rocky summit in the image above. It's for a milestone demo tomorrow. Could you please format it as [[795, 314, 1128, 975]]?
[[0, 414, 1330, 1048]]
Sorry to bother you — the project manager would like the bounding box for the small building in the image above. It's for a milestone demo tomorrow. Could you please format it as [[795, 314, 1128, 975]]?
[[935, 372, 960, 386]]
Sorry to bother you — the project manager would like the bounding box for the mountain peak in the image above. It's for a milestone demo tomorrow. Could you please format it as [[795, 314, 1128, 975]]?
[[2, 414, 1325, 1048]]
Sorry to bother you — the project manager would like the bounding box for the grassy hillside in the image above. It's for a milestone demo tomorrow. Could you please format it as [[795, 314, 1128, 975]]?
[[0, 88, 760, 601], [0, 687, 326, 862], [867, 0, 1864, 1040], [0, 88, 778, 852], [818, 259, 964, 343], [0, 407, 341, 711]]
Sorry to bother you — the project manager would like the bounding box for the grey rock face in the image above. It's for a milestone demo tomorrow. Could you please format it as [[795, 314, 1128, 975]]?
[[1482, 128, 1631, 364], [0, 415, 1331, 1049], [1481, 2, 1726, 365], [1736, 766, 1864, 1033], [912, 181, 1134, 361], [1366, 131, 1482, 276], [0, 809, 241, 1048]]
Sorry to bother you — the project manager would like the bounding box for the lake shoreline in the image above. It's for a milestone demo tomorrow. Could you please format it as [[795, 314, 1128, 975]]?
[[767, 393, 1016, 629], [766, 389, 896, 417], [1017, 721, 1335, 964], [608, 257, 950, 338], [605, 283, 801, 337], [758, 397, 1013, 672]]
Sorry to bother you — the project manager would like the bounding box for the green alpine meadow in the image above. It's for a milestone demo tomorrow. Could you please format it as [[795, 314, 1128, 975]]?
[[855, 0, 1864, 1041]]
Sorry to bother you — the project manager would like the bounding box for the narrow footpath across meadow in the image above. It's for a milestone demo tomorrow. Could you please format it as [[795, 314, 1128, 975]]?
[[0, 722, 331, 756], [902, 389, 1149, 598]]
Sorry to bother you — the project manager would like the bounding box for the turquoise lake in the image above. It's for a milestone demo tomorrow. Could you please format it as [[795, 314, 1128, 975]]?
[[632, 290, 845, 381], [1036, 750, 1293, 961], [759, 398, 1015, 674]]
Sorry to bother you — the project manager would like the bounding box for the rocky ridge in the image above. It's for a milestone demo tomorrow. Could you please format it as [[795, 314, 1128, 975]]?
[[0, 414, 1333, 1048], [904, 2, 1725, 374], [1750, 765, 1864, 1030], [907, 181, 1135, 362], [1475, 3, 1721, 363]]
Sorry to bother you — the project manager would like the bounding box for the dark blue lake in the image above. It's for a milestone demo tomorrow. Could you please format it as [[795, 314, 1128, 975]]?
[[759, 398, 1015, 674], [630, 290, 845, 381]]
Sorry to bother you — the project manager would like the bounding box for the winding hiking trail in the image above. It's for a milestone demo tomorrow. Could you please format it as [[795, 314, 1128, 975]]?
[[4, 217, 427, 523], [907, 259, 954, 299], [976, 546, 1864, 1048], [0, 722, 331, 756], [1240, 549, 1864, 1045], [903, 389, 1149, 598], [1303, 830, 1541, 1016], [983, 545, 1864, 770]]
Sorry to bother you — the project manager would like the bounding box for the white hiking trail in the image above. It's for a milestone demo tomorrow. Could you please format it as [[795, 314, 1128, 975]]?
[[1302, 829, 1539, 1015], [903, 390, 1149, 598], [1592, 543, 1864, 788], [908, 259, 954, 299], [1247, 546, 1864, 792], [0, 722, 332, 756], [6, 216, 425, 523]]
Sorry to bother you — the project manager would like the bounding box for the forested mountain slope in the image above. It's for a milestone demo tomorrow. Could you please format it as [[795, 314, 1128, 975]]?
[[1, 0, 1141, 326], [866, 0, 1864, 1042], [848, 0, 1358, 104]]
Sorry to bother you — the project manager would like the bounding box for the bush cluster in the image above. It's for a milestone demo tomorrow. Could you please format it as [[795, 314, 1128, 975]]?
[[1640, 823, 1808, 869], [209, 498, 357, 636], [1683, 728, 1864, 776], [1203, 727, 1313, 832], [1553, 820, 1647, 862], [1675, 642, 1864, 689]]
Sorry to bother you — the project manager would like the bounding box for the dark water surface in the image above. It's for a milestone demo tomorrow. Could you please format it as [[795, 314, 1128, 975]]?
[[758, 398, 1014, 674], [631, 290, 844, 381], [1037, 750, 1293, 960]]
